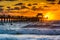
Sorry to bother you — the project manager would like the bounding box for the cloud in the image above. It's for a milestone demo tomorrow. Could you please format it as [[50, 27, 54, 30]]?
[[58, 1, 60, 4], [5, 0, 17, 1], [49, 2, 55, 4], [14, 3, 23, 6], [46, 0, 55, 2]]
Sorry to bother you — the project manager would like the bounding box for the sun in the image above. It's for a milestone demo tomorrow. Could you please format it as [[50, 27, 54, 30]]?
[[44, 12, 54, 20]]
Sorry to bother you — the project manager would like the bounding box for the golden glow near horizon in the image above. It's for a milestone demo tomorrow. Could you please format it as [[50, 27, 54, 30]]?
[[44, 12, 54, 20], [0, 0, 60, 20]]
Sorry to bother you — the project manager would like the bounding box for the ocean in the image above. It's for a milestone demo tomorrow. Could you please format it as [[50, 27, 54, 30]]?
[[0, 22, 60, 40]]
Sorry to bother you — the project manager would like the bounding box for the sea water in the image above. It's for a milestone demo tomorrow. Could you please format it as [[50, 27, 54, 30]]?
[[0, 22, 60, 40]]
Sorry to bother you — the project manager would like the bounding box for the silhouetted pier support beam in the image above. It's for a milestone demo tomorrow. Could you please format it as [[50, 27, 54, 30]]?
[[0, 16, 3, 23], [7, 15, 11, 23], [6, 17, 8, 23], [3, 15, 6, 23], [1, 18, 2, 23], [6, 15, 9, 23], [4, 17, 5, 23]]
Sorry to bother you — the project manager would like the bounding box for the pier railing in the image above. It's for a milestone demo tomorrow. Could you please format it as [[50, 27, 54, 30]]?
[[0, 15, 40, 23]]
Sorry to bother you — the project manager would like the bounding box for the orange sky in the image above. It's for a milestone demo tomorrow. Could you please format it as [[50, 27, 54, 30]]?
[[0, 0, 60, 20]]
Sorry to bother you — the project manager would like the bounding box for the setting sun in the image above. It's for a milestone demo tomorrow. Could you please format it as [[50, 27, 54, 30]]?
[[44, 12, 54, 20]]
